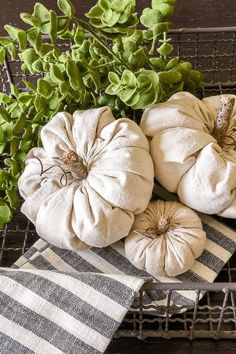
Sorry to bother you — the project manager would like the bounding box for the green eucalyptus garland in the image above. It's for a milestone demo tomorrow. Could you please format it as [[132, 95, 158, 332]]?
[[0, 0, 204, 227]]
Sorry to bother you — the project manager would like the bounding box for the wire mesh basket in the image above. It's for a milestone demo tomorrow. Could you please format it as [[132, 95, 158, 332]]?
[[1, 27, 236, 340]]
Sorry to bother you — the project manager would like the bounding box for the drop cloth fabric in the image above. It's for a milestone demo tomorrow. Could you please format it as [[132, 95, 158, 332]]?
[[19, 106, 154, 250]]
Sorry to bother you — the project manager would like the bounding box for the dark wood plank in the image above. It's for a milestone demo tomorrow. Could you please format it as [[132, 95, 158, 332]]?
[[106, 338, 236, 354], [0, 0, 236, 34]]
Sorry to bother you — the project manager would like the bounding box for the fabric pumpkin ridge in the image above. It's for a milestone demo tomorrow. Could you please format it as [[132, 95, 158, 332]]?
[[19, 106, 154, 250]]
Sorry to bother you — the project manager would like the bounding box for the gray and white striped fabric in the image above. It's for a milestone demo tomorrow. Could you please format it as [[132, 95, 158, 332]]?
[[0, 268, 145, 353], [13, 184, 236, 311]]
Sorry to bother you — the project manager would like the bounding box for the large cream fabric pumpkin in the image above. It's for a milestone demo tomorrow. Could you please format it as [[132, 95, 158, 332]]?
[[125, 200, 206, 277], [19, 106, 154, 250], [140, 92, 236, 217]]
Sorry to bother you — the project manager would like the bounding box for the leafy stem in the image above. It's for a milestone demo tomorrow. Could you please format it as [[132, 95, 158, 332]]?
[[75, 18, 132, 71], [0, 0, 204, 228]]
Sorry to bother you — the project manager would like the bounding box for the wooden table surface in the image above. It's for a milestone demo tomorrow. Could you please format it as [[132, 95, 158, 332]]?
[[0, 1, 236, 353], [0, 0, 236, 33]]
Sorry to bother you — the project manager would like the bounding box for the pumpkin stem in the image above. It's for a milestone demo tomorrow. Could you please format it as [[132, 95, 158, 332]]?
[[27, 150, 87, 187], [145, 215, 170, 239], [157, 215, 170, 234], [213, 95, 235, 147], [62, 150, 79, 164], [62, 150, 88, 181]]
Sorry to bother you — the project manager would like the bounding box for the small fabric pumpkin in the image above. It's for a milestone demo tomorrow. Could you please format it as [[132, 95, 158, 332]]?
[[140, 92, 236, 217], [125, 200, 206, 277], [19, 106, 154, 250]]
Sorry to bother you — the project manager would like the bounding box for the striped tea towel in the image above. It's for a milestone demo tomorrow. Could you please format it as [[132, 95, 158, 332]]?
[[13, 184, 236, 313], [0, 268, 145, 353]]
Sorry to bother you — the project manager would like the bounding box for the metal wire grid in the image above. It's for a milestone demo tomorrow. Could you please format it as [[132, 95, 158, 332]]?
[[170, 27, 236, 88], [1, 27, 236, 339], [116, 270, 236, 340]]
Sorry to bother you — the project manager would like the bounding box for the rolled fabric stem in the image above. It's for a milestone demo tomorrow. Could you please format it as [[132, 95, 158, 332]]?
[[213, 95, 235, 146], [62, 150, 88, 180], [145, 215, 170, 239], [157, 215, 170, 234]]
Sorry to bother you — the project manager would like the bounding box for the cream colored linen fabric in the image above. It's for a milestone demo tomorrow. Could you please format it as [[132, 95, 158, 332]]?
[[125, 200, 206, 277], [140, 92, 236, 217], [19, 106, 154, 250]]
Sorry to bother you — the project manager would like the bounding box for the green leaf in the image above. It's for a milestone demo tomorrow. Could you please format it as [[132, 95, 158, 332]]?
[[183, 79, 197, 94], [19, 48, 39, 74], [38, 43, 55, 56], [14, 114, 26, 133], [189, 70, 204, 85], [102, 10, 120, 27], [10, 85, 20, 99], [57, 16, 69, 34], [0, 46, 6, 65], [4, 25, 27, 51], [149, 57, 165, 69], [34, 94, 45, 111], [0, 170, 9, 187], [140, 8, 162, 30], [49, 10, 58, 44], [120, 87, 136, 103], [20, 13, 41, 27], [33, 2, 50, 33], [66, 60, 82, 90], [18, 93, 34, 106], [74, 26, 84, 45], [31, 58, 43, 73], [48, 90, 60, 111], [6, 189, 20, 209], [22, 125, 32, 140], [57, 0, 75, 19], [19, 139, 32, 152], [37, 79, 53, 99], [0, 198, 12, 229], [0, 127, 4, 143], [121, 70, 136, 87], [86, 5, 103, 19], [165, 56, 179, 70], [153, 22, 170, 35], [152, 0, 176, 8], [50, 63, 64, 84], [128, 48, 147, 69], [179, 61, 192, 71], [0, 105, 10, 122], [157, 42, 173, 56], [108, 72, 120, 85], [59, 82, 69, 99], [6, 42, 16, 60], [27, 28, 42, 52], [22, 80, 37, 92], [0, 37, 12, 46], [105, 83, 121, 95], [0, 144, 5, 154], [5, 158, 21, 176], [2, 122, 13, 141], [152, 2, 174, 18], [0, 93, 11, 104], [85, 70, 102, 93], [32, 109, 45, 123], [110, 0, 131, 12], [158, 70, 182, 84], [10, 137, 19, 155]]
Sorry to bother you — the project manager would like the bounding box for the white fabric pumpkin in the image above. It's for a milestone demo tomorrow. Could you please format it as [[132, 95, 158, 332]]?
[[125, 200, 206, 277], [19, 106, 154, 250], [140, 92, 236, 217]]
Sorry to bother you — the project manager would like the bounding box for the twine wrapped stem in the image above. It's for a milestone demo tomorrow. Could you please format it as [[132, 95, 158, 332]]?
[[26, 150, 87, 187], [146, 215, 170, 239]]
